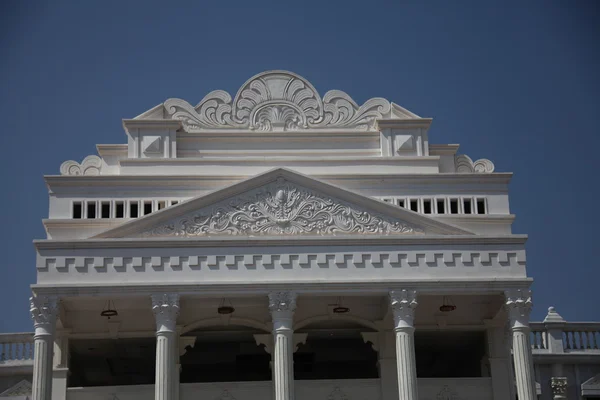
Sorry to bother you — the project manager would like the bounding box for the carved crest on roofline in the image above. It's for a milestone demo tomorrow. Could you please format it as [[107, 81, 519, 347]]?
[[139, 178, 424, 238], [162, 70, 394, 132]]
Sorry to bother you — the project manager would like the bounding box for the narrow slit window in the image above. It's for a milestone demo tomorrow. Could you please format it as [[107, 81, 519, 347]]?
[[423, 199, 432, 214], [171, 200, 179, 206], [476, 198, 486, 214], [463, 198, 472, 214], [383, 198, 393, 204], [450, 199, 459, 214], [72, 202, 82, 219], [158, 201, 166, 210], [398, 199, 405, 208], [410, 199, 419, 212], [86, 202, 96, 219], [436, 199, 445, 214], [130, 202, 139, 218], [101, 202, 110, 218], [115, 202, 124, 218], [143, 201, 152, 215]]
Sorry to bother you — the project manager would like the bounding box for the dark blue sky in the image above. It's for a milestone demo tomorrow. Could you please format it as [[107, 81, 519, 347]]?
[[1, 1, 599, 332]]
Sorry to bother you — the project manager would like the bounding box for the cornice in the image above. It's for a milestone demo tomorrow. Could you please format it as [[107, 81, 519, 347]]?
[[122, 119, 182, 132], [30, 278, 533, 297], [96, 144, 127, 157], [33, 234, 528, 250], [44, 172, 513, 190], [376, 118, 433, 130], [118, 155, 441, 165], [429, 144, 460, 155]]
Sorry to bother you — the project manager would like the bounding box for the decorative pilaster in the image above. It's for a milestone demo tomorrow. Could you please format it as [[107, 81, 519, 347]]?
[[551, 377, 568, 400], [268, 291, 297, 400], [505, 289, 537, 400], [30, 295, 59, 400], [152, 294, 180, 400], [389, 289, 419, 400]]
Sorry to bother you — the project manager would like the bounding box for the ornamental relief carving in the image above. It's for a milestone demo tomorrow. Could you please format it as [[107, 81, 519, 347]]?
[[163, 71, 391, 132], [455, 154, 494, 174], [60, 155, 102, 176], [139, 178, 423, 238]]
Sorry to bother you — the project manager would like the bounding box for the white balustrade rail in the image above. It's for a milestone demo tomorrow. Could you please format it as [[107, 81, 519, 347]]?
[[530, 322, 600, 354], [0, 333, 34, 363]]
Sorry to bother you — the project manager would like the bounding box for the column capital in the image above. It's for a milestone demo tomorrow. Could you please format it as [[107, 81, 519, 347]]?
[[30, 295, 59, 336], [268, 291, 297, 313], [389, 289, 418, 331], [551, 377, 568, 399], [504, 288, 532, 330], [151, 293, 180, 333]]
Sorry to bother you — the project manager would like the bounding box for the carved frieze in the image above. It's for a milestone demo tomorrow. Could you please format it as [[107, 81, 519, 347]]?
[[139, 178, 423, 238], [455, 154, 494, 173], [163, 71, 391, 132], [60, 155, 102, 176]]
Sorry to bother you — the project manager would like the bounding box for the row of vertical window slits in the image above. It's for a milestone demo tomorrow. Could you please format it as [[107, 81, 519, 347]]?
[[383, 197, 487, 215], [72, 197, 487, 219], [72, 200, 179, 219]]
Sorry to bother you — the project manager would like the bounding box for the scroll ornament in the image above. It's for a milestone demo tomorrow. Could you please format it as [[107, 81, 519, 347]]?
[[60, 155, 102, 176], [455, 154, 495, 173], [163, 71, 391, 132]]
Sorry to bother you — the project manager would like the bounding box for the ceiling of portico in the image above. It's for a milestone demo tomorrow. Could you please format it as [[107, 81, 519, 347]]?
[[93, 168, 473, 240]]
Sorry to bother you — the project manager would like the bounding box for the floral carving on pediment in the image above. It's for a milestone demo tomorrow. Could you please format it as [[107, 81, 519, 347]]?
[[139, 178, 423, 238], [163, 71, 391, 131]]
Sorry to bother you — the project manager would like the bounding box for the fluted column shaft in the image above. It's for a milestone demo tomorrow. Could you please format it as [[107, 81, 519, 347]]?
[[30, 295, 59, 400], [505, 289, 537, 400], [152, 294, 180, 400], [269, 292, 297, 400], [389, 289, 419, 400]]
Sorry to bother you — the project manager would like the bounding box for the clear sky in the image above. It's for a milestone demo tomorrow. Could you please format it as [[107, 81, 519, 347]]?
[[1, 1, 599, 332]]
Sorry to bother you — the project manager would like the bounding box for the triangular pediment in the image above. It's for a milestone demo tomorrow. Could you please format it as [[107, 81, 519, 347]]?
[[95, 169, 473, 239]]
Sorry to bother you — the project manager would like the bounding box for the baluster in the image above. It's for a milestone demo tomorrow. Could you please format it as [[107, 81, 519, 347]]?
[[530, 332, 537, 349], [0, 343, 4, 361], [564, 331, 572, 350], [576, 331, 583, 350], [29, 342, 33, 360], [10, 343, 16, 360], [593, 332, 599, 350], [541, 331, 547, 349]]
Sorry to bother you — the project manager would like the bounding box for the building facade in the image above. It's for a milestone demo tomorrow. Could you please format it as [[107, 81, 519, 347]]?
[[0, 71, 599, 399]]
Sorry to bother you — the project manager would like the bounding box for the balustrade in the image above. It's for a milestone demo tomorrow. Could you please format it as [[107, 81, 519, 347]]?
[[0, 333, 35, 362], [530, 323, 600, 353]]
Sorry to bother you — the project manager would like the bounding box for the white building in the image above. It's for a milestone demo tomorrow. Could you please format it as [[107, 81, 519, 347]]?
[[0, 71, 599, 400]]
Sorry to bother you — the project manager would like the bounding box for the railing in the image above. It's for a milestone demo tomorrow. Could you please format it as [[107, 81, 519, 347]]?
[[0, 332, 35, 363], [562, 323, 600, 350], [530, 322, 600, 354]]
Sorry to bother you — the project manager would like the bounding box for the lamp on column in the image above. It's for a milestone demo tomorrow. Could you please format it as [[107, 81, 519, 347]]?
[[439, 296, 456, 312], [217, 298, 235, 315], [100, 300, 118, 319]]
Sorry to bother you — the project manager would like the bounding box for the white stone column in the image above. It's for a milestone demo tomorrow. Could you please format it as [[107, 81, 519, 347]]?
[[389, 289, 419, 400], [30, 295, 59, 400], [52, 330, 70, 400], [152, 294, 180, 400], [505, 289, 537, 400], [268, 291, 297, 400]]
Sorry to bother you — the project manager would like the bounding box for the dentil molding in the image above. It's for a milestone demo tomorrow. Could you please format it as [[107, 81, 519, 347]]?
[[162, 71, 393, 132]]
